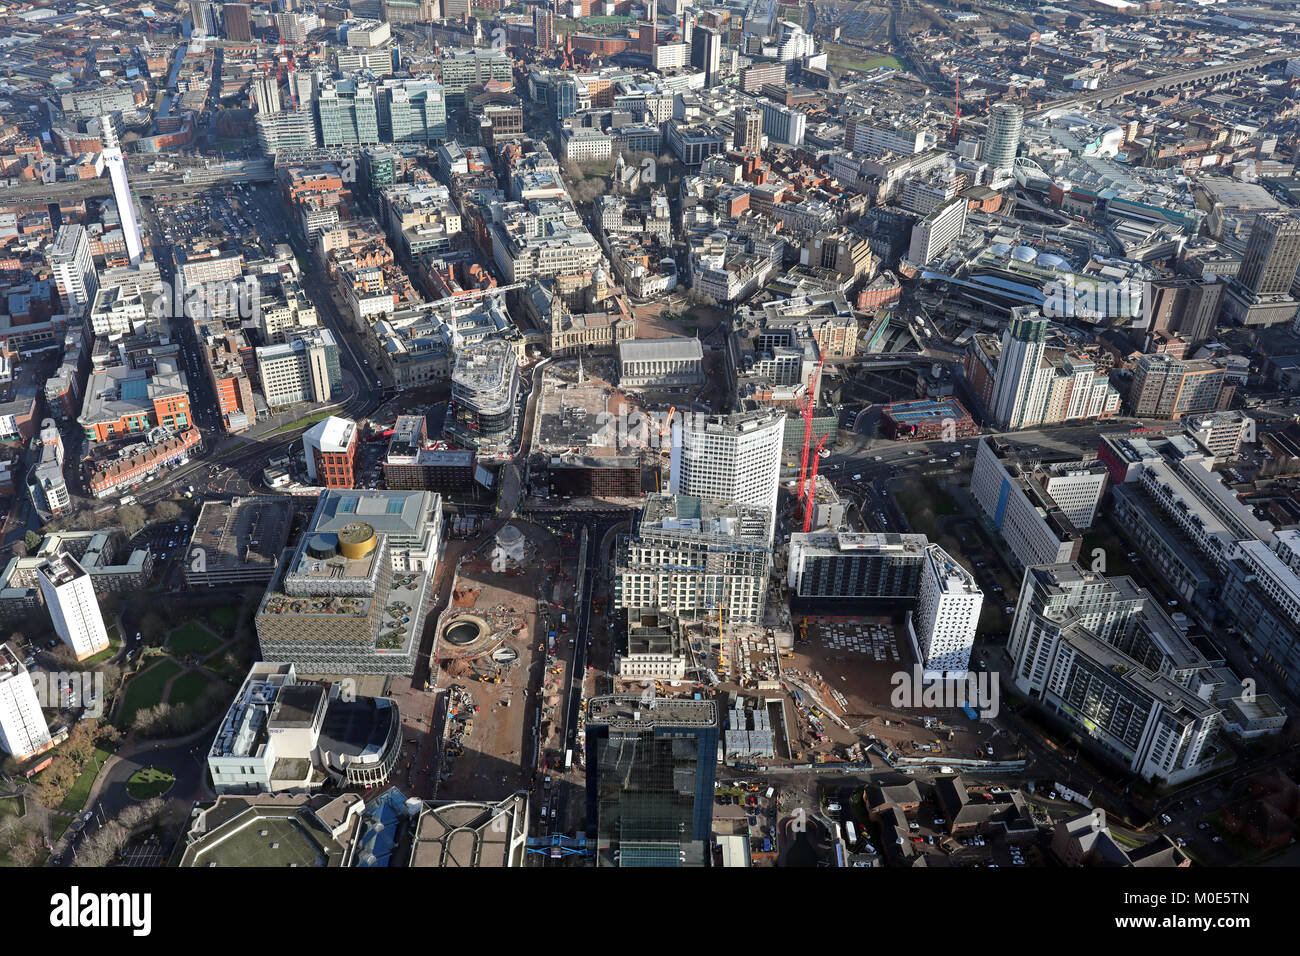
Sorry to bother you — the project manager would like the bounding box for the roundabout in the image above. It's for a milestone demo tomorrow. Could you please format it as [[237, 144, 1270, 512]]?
[[125, 765, 176, 801]]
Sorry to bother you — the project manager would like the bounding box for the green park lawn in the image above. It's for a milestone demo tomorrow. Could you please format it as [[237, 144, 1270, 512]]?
[[126, 766, 176, 801], [167, 669, 217, 707], [57, 748, 113, 815], [116, 659, 183, 728], [166, 622, 224, 657]]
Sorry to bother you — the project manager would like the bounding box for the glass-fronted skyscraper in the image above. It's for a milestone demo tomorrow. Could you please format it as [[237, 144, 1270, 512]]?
[[585, 696, 718, 867], [379, 78, 448, 144], [317, 79, 380, 146]]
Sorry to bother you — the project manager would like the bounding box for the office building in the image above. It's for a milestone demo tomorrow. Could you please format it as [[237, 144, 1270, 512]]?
[[255, 329, 341, 409], [844, 117, 933, 157], [690, 25, 721, 86], [48, 224, 98, 316], [1183, 411, 1251, 460], [983, 101, 1024, 181], [1236, 212, 1300, 297], [254, 490, 442, 674], [1143, 276, 1224, 347], [37, 553, 110, 661], [613, 494, 771, 624], [449, 339, 519, 447], [1130, 354, 1225, 420], [256, 109, 321, 157], [970, 437, 1106, 569], [585, 695, 718, 867], [1008, 563, 1220, 784], [379, 78, 448, 144], [439, 49, 513, 105], [907, 197, 967, 266], [383, 415, 475, 493], [208, 662, 401, 793], [252, 75, 282, 115], [760, 100, 806, 147], [317, 79, 381, 147], [304, 415, 359, 488], [0, 643, 52, 761], [669, 408, 785, 544], [787, 532, 929, 600], [1223, 211, 1300, 328], [733, 106, 761, 150]]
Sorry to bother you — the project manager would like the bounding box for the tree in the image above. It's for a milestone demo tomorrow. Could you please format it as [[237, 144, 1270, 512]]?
[[152, 501, 182, 523], [7, 826, 44, 868], [24, 530, 43, 552], [96, 723, 123, 750], [138, 611, 168, 645], [118, 505, 147, 538]]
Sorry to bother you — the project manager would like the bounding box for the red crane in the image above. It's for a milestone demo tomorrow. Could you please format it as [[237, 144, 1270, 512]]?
[[796, 394, 814, 507], [794, 355, 826, 506], [802, 433, 829, 533]]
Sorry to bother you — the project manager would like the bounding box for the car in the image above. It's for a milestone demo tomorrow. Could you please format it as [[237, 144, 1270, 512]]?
[[1211, 836, 1222, 843], [908, 822, 920, 831]]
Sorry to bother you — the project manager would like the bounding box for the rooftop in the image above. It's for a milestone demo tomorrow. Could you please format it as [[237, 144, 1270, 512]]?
[[587, 695, 718, 730]]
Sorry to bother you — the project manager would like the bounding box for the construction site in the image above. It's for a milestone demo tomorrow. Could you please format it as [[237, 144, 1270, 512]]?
[[431, 521, 579, 801]]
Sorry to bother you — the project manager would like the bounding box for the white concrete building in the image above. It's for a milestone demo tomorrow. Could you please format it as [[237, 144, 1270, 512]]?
[[913, 545, 983, 675], [989, 309, 1051, 430], [48, 224, 98, 316], [670, 408, 785, 544], [37, 553, 110, 661], [970, 437, 1091, 571], [613, 494, 772, 624], [0, 643, 52, 761], [1008, 563, 1220, 785], [907, 196, 967, 266]]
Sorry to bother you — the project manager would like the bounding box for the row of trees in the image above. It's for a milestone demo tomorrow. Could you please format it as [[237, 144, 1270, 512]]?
[[15, 500, 187, 558], [71, 798, 166, 868], [131, 681, 237, 739], [28, 720, 122, 810]]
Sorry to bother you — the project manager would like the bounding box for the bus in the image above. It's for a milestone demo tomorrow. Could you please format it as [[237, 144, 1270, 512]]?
[[845, 821, 857, 847]]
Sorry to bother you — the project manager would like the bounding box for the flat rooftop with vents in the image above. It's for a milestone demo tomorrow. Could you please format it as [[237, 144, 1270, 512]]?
[[186, 497, 295, 587]]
